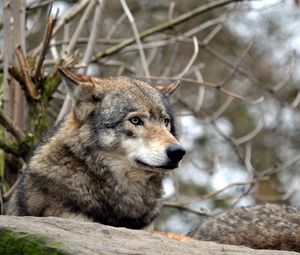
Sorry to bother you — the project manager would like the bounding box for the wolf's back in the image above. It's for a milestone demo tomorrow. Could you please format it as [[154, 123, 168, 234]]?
[[188, 204, 300, 252]]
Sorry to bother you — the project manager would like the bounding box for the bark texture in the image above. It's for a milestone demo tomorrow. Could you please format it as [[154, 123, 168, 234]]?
[[0, 216, 298, 255]]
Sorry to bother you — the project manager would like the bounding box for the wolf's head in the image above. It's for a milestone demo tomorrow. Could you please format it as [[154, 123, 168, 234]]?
[[58, 67, 185, 172]]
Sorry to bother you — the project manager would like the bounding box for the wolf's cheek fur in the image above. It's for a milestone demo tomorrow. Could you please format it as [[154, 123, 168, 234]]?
[[97, 129, 118, 148], [122, 138, 169, 167]]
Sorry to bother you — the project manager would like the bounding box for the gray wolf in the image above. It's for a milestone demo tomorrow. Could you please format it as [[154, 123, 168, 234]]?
[[7, 67, 185, 229], [188, 204, 300, 252]]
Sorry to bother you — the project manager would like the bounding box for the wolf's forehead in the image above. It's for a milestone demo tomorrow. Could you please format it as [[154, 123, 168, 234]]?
[[104, 78, 165, 113]]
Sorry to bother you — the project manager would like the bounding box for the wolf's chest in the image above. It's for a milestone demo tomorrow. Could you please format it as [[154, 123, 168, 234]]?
[[84, 188, 161, 228]]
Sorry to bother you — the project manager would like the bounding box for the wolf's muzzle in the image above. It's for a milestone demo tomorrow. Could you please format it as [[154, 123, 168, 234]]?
[[166, 144, 185, 164]]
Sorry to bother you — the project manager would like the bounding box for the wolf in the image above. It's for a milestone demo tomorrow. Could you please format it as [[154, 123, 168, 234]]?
[[188, 204, 300, 252], [7, 67, 185, 229]]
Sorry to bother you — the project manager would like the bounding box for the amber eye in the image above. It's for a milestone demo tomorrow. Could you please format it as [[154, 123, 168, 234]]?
[[164, 118, 170, 127], [129, 117, 143, 126]]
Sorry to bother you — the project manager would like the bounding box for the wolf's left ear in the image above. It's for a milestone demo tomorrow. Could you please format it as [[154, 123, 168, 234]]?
[[155, 81, 180, 96], [58, 67, 98, 101]]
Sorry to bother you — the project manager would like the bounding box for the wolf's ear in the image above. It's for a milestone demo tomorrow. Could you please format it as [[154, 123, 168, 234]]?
[[58, 67, 99, 101], [155, 81, 180, 96]]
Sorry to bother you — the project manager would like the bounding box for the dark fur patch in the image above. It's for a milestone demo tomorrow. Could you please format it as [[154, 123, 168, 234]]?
[[15, 174, 29, 216]]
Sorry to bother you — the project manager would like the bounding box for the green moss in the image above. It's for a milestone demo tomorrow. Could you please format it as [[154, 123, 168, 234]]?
[[0, 228, 69, 255], [42, 74, 61, 99]]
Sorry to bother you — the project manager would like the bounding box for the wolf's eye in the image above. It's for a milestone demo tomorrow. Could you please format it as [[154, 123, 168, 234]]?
[[129, 117, 143, 126], [164, 118, 170, 127]]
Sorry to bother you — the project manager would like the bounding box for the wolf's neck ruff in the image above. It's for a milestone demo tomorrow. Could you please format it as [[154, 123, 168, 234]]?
[[7, 68, 185, 229]]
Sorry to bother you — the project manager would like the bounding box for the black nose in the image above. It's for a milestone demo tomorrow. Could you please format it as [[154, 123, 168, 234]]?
[[166, 144, 185, 163]]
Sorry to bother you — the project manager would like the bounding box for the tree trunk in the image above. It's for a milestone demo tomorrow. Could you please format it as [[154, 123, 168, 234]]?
[[0, 216, 297, 255]]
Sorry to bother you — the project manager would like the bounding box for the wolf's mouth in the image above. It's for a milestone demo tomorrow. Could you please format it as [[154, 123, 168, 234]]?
[[135, 159, 178, 171]]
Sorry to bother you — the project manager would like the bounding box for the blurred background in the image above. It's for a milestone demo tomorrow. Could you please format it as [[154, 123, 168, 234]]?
[[1, 0, 300, 234]]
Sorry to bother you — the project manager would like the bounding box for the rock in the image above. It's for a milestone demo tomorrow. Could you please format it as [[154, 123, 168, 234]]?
[[0, 216, 297, 255]]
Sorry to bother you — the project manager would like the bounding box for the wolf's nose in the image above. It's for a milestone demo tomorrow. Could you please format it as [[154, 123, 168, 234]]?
[[166, 144, 185, 163]]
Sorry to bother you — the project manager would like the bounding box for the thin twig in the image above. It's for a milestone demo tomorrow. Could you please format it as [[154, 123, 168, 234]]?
[[176, 37, 198, 78], [143, 75, 264, 104], [0, 187, 3, 215], [0, 112, 26, 143], [168, 2, 176, 21], [3, 175, 22, 202], [120, 0, 150, 77], [55, 0, 106, 125], [260, 153, 300, 177], [163, 204, 211, 217], [193, 70, 205, 112], [141, 76, 219, 88], [166, 179, 263, 206], [203, 44, 295, 110], [177, 97, 246, 165], [34, 6, 58, 81], [205, 96, 234, 122], [31, 0, 91, 57], [64, 0, 97, 56], [26, 0, 54, 10], [81, 0, 106, 71], [106, 13, 126, 39], [92, 0, 241, 61], [291, 91, 300, 108], [219, 86, 264, 104], [218, 41, 255, 87], [244, 142, 254, 173], [0, 139, 22, 157], [234, 118, 264, 145], [161, 43, 179, 77]]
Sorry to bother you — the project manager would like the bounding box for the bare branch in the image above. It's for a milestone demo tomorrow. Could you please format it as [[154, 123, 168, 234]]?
[[0, 139, 22, 157], [64, 0, 97, 56], [81, 0, 106, 70], [55, 0, 106, 125], [203, 23, 224, 45], [175, 37, 199, 78], [15, 46, 40, 101], [203, 44, 297, 110], [193, 70, 206, 112], [260, 153, 300, 177], [204, 96, 234, 123], [34, 6, 58, 81], [141, 76, 219, 88], [166, 179, 263, 206], [26, 0, 54, 10], [3, 175, 22, 202], [183, 15, 227, 37], [92, 0, 241, 61], [218, 42, 255, 87], [0, 111, 26, 143], [106, 13, 126, 39], [161, 43, 179, 77], [168, 2, 176, 21], [219, 86, 264, 105], [143, 76, 264, 104], [163, 204, 211, 217], [291, 91, 300, 108], [234, 118, 264, 145], [244, 142, 254, 173], [31, 0, 91, 57], [0, 188, 3, 215], [120, 0, 150, 77]]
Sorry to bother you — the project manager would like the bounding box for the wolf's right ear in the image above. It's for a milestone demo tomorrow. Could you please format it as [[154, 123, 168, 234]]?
[[58, 67, 99, 101]]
